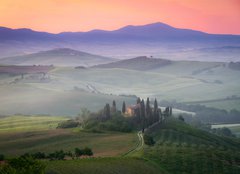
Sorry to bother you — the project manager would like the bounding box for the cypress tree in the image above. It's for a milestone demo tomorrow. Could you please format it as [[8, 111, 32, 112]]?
[[111, 100, 117, 113], [140, 99, 146, 130], [146, 97, 152, 126], [104, 103, 111, 120], [136, 97, 141, 122], [153, 99, 157, 122], [137, 97, 141, 104], [122, 101, 126, 114]]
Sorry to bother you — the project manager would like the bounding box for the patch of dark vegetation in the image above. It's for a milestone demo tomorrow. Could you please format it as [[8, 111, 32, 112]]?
[[0, 154, 4, 161], [75, 66, 86, 69], [211, 127, 236, 137], [143, 134, 155, 146], [159, 100, 240, 124], [57, 119, 80, 129], [228, 61, 240, 71], [0, 156, 46, 174]]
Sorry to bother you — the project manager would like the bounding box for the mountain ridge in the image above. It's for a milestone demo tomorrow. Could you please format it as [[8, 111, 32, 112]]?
[[1, 22, 240, 62]]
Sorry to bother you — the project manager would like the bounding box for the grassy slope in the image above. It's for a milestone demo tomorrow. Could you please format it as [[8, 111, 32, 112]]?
[[0, 116, 138, 158], [143, 117, 240, 174], [45, 158, 164, 174], [0, 115, 67, 132]]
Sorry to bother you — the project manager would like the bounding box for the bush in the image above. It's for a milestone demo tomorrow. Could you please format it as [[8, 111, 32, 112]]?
[[57, 120, 79, 129], [82, 147, 93, 156], [143, 134, 155, 146], [1, 156, 46, 174], [32, 152, 46, 159], [84, 114, 133, 132], [47, 150, 65, 160], [0, 154, 4, 161]]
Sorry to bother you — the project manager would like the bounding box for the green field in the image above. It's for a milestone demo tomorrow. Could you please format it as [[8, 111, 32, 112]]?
[[0, 116, 138, 158], [45, 157, 165, 174], [0, 115, 68, 132]]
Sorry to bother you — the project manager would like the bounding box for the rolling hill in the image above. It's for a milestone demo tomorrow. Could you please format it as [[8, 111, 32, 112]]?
[[0, 48, 116, 66], [93, 56, 171, 70]]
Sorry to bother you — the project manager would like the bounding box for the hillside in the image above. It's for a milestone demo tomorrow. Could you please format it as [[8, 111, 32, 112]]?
[[0, 48, 115, 66], [142, 117, 240, 174], [93, 56, 171, 70]]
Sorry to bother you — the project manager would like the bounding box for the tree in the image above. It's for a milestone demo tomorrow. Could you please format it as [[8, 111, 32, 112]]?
[[75, 148, 84, 158], [140, 99, 146, 130], [122, 101, 126, 114], [143, 134, 155, 146], [78, 108, 91, 126], [137, 97, 141, 104], [104, 103, 111, 120], [111, 100, 117, 113], [83, 147, 93, 156], [3, 156, 46, 174], [0, 154, 4, 161], [146, 97, 152, 126], [146, 97, 151, 116], [178, 115, 185, 122], [169, 107, 172, 116], [153, 98, 158, 123]]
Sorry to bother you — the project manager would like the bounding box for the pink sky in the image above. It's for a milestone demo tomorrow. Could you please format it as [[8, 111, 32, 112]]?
[[0, 0, 239, 34]]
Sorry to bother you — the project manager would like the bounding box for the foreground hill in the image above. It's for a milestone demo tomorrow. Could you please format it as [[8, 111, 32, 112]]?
[[93, 56, 171, 70], [0, 48, 115, 66], [143, 117, 240, 174]]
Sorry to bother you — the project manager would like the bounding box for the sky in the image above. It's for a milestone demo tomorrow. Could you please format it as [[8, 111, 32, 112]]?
[[0, 0, 239, 34]]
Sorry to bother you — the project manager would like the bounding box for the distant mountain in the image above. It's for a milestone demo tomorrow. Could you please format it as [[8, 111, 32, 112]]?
[[0, 27, 57, 41], [1, 22, 238, 42], [0, 48, 116, 66], [0, 22, 240, 61], [93, 56, 171, 70]]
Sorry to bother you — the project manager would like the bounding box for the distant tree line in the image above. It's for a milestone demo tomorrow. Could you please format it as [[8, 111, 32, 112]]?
[[228, 61, 240, 71], [159, 100, 240, 124], [0, 147, 93, 173]]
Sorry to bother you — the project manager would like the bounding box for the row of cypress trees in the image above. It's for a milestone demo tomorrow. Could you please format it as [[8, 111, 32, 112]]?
[[102, 98, 172, 130]]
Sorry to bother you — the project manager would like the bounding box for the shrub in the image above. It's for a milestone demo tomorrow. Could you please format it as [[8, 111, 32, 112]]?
[[0, 154, 4, 161], [2, 156, 46, 174], [57, 120, 79, 129], [143, 134, 155, 146]]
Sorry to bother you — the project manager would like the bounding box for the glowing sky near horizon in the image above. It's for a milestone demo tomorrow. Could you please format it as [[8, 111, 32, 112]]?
[[0, 0, 239, 34]]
